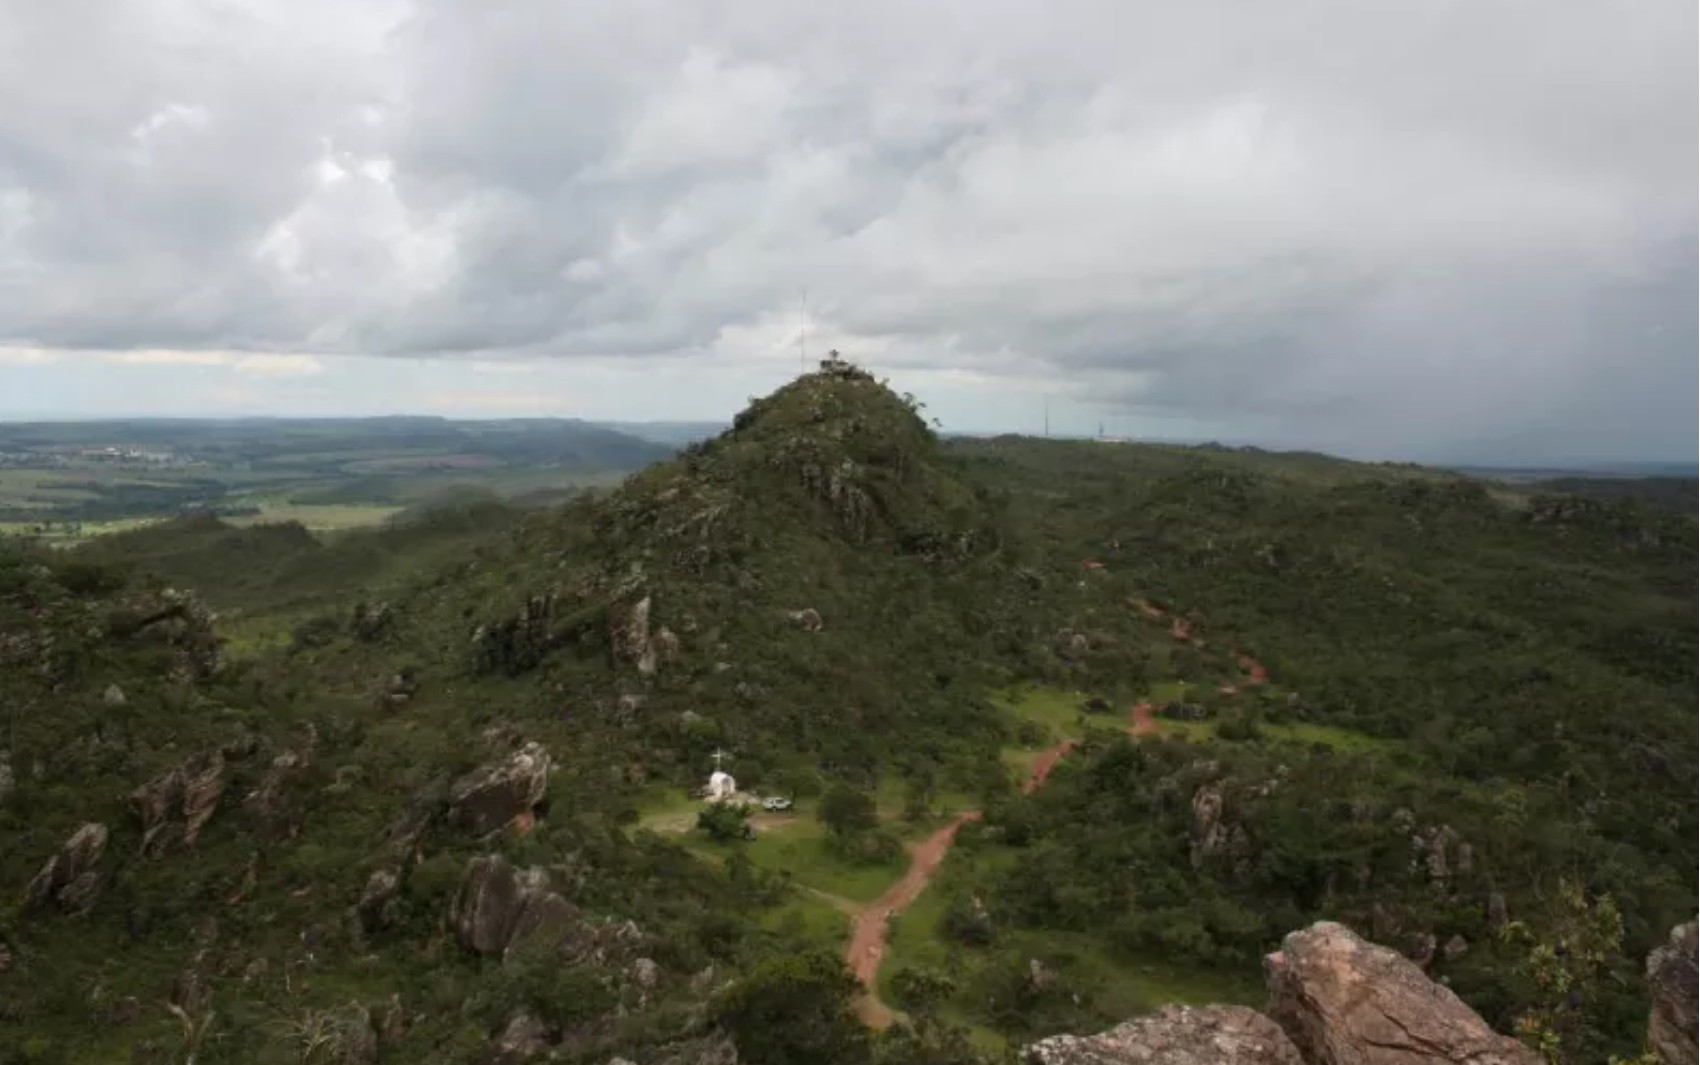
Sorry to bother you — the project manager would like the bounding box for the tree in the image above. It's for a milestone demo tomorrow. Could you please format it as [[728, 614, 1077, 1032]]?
[[713, 950, 869, 1065], [817, 784, 877, 839], [1499, 879, 1649, 1065], [698, 802, 752, 843]]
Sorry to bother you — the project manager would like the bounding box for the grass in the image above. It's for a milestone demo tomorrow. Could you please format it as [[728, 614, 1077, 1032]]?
[[227, 501, 404, 531], [879, 837, 1261, 1053], [1155, 716, 1391, 753], [637, 792, 905, 905]]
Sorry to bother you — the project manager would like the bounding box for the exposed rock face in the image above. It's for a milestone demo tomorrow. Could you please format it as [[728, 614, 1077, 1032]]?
[[1265, 921, 1539, 1065], [642, 1033, 740, 1065], [1189, 782, 1248, 870], [1026, 1005, 1303, 1064], [487, 1013, 550, 1064], [448, 741, 551, 836], [355, 868, 401, 933], [451, 855, 579, 959], [130, 749, 228, 854], [1647, 920, 1697, 1065], [611, 595, 656, 674], [25, 822, 109, 913]]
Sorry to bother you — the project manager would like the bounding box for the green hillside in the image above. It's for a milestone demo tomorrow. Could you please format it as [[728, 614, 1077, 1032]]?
[[0, 362, 1691, 1064]]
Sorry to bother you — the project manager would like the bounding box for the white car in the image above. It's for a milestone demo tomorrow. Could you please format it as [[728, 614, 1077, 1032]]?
[[761, 796, 793, 812]]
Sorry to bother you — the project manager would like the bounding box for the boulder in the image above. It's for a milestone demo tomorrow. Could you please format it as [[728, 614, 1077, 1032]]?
[[785, 607, 824, 633], [130, 749, 227, 854], [25, 822, 109, 913], [453, 855, 528, 956], [1025, 1005, 1303, 1064], [487, 1012, 551, 1064], [179, 749, 227, 847], [355, 868, 401, 933], [449, 741, 551, 836], [1264, 921, 1539, 1065], [1647, 920, 1697, 1065], [451, 854, 579, 960], [610, 595, 656, 674]]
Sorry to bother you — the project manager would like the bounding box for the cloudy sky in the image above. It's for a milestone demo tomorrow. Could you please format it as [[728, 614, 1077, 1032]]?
[[0, 1, 1694, 463]]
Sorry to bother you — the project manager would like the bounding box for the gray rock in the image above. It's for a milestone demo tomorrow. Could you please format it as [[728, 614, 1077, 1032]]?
[[1442, 934, 1469, 962], [356, 869, 401, 933], [1486, 892, 1508, 931], [1026, 1005, 1302, 1064], [132, 749, 228, 855], [1647, 920, 1697, 1065], [25, 822, 109, 913], [785, 607, 823, 632], [103, 684, 127, 707], [0, 754, 14, 803], [488, 1012, 551, 1064], [449, 741, 551, 836], [1265, 921, 1539, 1065], [611, 595, 657, 674]]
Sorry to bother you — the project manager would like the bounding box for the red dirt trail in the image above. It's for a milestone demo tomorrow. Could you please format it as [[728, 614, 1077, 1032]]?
[[844, 594, 1267, 1028]]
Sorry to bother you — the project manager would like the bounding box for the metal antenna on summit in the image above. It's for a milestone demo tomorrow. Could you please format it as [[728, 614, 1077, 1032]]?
[[799, 289, 809, 374]]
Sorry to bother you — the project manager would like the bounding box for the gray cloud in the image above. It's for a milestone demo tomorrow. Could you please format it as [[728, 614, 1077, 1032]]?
[[0, 0, 1693, 459]]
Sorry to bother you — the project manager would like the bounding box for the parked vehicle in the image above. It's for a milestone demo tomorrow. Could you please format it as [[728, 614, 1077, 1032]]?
[[761, 796, 793, 812]]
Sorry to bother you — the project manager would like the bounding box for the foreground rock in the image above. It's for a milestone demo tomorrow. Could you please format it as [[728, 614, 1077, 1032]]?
[[1265, 921, 1539, 1065], [449, 741, 551, 836], [1026, 1005, 1302, 1064], [25, 822, 109, 913], [1647, 920, 1698, 1065]]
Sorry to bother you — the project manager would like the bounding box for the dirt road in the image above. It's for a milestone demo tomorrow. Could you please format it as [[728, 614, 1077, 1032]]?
[[844, 595, 1268, 1027]]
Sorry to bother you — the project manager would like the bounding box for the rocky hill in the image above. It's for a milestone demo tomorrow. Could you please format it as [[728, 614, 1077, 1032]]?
[[0, 361, 1693, 1064]]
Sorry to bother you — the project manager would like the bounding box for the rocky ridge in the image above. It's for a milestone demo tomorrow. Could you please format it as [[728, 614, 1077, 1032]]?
[[1027, 919, 1700, 1065]]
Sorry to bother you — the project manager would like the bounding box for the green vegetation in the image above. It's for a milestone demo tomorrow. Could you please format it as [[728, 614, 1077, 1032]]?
[[0, 416, 669, 542], [0, 362, 1690, 1062]]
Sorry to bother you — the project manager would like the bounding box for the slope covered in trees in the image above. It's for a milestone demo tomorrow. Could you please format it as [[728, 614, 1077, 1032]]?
[[0, 363, 1691, 1063]]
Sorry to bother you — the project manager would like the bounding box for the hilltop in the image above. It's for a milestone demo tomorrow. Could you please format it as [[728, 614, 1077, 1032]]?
[[0, 361, 1692, 1064]]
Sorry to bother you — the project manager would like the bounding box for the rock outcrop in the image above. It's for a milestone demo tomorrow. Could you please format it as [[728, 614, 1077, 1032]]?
[[1026, 1005, 1303, 1064], [1265, 922, 1539, 1065], [451, 854, 577, 959], [25, 822, 109, 914], [610, 595, 656, 674], [448, 741, 551, 836], [1647, 920, 1697, 1065], [131, 749, 228, 855]]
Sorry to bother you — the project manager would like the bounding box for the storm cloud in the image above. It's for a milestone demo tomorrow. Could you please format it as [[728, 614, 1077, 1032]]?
[[0, 0, 1693, 460]]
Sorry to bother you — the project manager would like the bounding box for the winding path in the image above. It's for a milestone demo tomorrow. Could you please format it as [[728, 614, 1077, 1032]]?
[[845, 596, 1264, 1027]]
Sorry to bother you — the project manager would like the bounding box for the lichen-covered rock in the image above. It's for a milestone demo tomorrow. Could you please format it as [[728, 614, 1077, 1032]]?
[[1025, 1005, 1302, 1064], [610, 595, 656, 674], [1265, 921, 1539, 1064], [786, 607, 823, 632], [487, 1012, 551, 1064], [355, 868, 401, 933], [179, 749, 226, 847], [131, 749, 227, 854], [448, 741, 551, 836], [1647, 920, 1697, 1065], [25, 822, 109, 914], [454, 855, 528, 956], [451, 854, 581, 961]]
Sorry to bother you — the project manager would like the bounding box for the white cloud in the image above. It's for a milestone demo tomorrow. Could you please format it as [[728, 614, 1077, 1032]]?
[[232, 354, 324, 376], [0, 0, 1691, 459]]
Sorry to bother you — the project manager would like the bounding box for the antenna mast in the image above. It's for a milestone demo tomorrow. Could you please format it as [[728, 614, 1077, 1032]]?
[[799, 289, 808, 374]]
